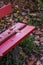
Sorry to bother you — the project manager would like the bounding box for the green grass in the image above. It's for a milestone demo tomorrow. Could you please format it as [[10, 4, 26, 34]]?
[[39, 1, 43, 8], [28, 20, 40, 27], [20, 36, 41, 55]]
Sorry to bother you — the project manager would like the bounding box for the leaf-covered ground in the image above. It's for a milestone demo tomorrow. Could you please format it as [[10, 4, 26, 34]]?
[[0, 0, 43, 65]]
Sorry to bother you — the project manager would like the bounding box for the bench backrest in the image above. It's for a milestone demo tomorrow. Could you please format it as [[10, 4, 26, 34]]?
[[0, 3, 12, 19]]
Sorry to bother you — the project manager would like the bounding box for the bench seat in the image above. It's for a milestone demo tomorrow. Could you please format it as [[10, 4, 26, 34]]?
[[0, 23, 35, 58]]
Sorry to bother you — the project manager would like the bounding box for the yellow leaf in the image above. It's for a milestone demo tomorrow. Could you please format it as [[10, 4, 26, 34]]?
[[17, 10, 20, 13]]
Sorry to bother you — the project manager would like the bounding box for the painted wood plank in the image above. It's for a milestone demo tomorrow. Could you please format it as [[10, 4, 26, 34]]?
[[0, 3, 12, 19], [0, 25, 35, 58], [0, 23, 26, 44]]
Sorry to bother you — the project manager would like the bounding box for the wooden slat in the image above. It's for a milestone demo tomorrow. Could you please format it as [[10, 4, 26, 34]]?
[[0, 24, 35, 58], [0, 3, 12, 19], [0, 23, 26, 44]]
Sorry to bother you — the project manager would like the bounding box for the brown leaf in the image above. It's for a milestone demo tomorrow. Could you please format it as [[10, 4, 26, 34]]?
[[35, 31, 42, 35], [35, 36, 40, 40], [26, 58, 37, 65], [40, 37, 43, 43], [36, 60, 41, 65]]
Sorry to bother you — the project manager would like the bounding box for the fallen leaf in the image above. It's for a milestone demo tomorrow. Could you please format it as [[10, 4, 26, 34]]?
[[36, 60, 41, 65]]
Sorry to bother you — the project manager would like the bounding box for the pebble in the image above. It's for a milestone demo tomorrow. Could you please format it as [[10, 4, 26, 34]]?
[[35, 36, 40, 40], [36, 60, 41, 65], [25, 16, 28, 19], [41, 43, 43, 46], [9, 18, 13, 21], [14, 13, 18, 17], [28, 54, 36, 61], [15, 5, 19, 8], [41, 29, 43, 32], [35, 31, 42, 35], [40, 50, 43, 53], [40, 64, 43, 65], [23, 19, 28, 23], [40, 57, 43, 61], [40, 37, 43, 43], [21, 12, 27, 16], [38, 28, 40, 31], [30, 33, 33, 36], [34, 40, 40, 46]]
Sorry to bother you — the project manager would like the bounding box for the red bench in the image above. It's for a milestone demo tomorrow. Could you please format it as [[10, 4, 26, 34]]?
[[0, 3, 35, 58], [0, 3, 12, 19]]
